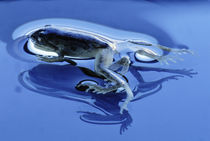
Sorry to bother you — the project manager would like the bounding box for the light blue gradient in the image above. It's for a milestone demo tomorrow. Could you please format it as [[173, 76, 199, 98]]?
[[0, 1, 209, 141]]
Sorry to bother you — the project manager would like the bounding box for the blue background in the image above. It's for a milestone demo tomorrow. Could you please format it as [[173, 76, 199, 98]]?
[[0, 0, 210, 141]]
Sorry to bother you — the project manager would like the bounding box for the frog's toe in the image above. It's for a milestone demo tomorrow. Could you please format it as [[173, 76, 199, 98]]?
[[85, 88, 90, 92], [120, 104, 128, 114], [36, 55, 44, 60], [37, 56, 52, 62], [92, 89, 99, 93], [93, 88, 104, 94], [79, 83, 101, 94], [96, 91, 102, 94], [172, 48, 194, 55], [96, 90, 106, 94]]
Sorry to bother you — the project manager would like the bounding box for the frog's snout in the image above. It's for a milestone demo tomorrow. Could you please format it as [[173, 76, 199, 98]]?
[[30, 31, 40, 41], [30, 33, 37, 41], [30, 29, 47, 44]]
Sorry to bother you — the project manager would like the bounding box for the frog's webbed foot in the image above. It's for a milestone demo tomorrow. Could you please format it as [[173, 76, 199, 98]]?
[[77, 83, 111, 94], [136, 49, 188, 65], [36, 55, 77, 65], [157, 45, 194, 55], [156, 55, 184, 65], [109, 56, 131, 75], [78, 79, 133, 114]]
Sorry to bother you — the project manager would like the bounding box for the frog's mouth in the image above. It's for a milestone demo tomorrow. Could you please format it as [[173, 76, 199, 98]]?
[[28, 38, 58, 56]]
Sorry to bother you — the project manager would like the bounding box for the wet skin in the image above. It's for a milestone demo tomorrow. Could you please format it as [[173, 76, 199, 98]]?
[[29, 25, 193, 114], [30, 27, 110, 59]]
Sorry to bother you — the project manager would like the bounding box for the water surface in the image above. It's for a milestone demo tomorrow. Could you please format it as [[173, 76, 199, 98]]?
[[0, 0, 209, 141]]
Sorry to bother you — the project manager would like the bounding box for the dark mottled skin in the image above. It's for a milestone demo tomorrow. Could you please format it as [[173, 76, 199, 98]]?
[[30, 27, 109, 59]]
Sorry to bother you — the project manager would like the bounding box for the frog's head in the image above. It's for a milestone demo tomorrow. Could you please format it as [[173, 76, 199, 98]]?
[[30, 29, 56, 52], [30, 29, 47, 45]]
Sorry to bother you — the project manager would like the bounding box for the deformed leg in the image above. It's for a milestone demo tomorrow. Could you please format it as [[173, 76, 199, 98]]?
[[83, 65, 133, 114], [109, 56, 131, 75], [78, 49, 134, 114]]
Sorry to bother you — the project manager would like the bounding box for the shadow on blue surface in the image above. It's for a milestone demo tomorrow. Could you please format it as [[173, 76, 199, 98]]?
[[18, 62, 196, 134], [2, 17, 198, 134]]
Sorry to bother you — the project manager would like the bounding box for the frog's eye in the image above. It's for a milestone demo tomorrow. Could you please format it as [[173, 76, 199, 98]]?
[[38, 37, 42, 42], [39, 31, 46, 34]]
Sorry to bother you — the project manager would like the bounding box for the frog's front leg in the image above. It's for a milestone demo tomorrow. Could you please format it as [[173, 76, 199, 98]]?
[[78, 49, 134, 114], [37, 55, 77, 65]]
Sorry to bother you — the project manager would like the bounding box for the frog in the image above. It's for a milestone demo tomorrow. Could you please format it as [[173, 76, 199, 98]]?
[[29, 25, 193, 114]]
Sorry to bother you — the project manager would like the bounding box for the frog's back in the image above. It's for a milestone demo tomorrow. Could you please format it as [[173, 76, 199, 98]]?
[[42, 27, 112, 58]]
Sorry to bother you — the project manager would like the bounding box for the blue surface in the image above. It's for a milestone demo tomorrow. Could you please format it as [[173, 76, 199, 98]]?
[[0, 0, 210, 141]]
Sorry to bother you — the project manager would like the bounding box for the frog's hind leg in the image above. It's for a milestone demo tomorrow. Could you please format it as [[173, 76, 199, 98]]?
[[78, 48, 134, 114], [127, 40, 193, 54], [127, 40, 193, 55]]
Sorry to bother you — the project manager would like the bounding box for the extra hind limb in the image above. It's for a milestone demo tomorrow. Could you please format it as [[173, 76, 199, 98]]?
[[78, 49, 134, 114], [109, 56, 131, 75]]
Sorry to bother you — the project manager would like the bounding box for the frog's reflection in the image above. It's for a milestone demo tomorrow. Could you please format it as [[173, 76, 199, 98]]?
[[18, 63, 196, 134]]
